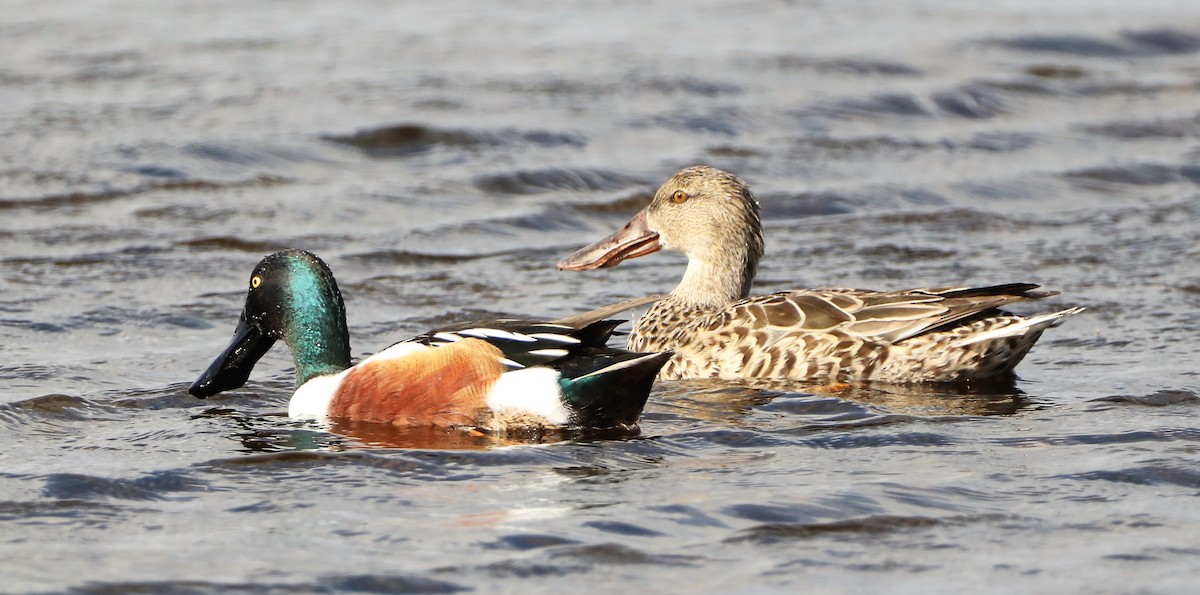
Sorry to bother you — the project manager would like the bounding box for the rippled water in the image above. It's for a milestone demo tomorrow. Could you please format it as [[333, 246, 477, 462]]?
[[3, 0, 1200, 592]]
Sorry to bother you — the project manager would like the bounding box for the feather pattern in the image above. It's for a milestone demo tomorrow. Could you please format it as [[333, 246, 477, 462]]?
[[629, 285, 1084, 382], [558, 166, 1083, 383], [406, 319, 626, 369], [190, 250, 671, 434]]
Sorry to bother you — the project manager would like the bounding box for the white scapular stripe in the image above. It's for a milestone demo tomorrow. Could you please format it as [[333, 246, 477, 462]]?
[[363, 342, 430, 361], [432, 332, 462, 342], [527, 349, 570, 358], [458, 328, 536, 342], [527, 333, 581, 344]]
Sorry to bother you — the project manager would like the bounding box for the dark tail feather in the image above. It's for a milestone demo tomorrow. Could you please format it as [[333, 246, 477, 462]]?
[[571, 319, 625, 348], [558, 350, 672, 428], [935, 283, 1056, 299]]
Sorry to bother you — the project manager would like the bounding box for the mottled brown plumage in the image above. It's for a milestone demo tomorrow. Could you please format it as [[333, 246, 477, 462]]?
[[558, 166, 1083, 382]]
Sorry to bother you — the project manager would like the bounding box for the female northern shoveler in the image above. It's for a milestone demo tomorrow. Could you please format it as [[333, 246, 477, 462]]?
[[558, 166, 1083, 383], [189, 250, 671, 433]]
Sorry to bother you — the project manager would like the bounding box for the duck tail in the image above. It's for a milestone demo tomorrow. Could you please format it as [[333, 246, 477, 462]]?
[[952, 307, 1085, 348], [558, 350, 673, 428], [571, 319, 626, 348]]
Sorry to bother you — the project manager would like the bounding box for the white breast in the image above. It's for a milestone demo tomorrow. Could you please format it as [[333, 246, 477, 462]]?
[[288, 372, 347, 419]]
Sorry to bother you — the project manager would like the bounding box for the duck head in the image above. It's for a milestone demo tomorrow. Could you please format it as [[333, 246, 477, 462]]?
[[558, 166, 764, 308], [189, 250, 352, 398]]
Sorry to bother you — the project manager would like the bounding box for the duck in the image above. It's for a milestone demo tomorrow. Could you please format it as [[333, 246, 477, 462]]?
[[557, 165, 1083, 383], [189, 249, 671, 434]]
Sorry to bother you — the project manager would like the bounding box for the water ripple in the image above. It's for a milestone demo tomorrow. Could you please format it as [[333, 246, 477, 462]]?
[[548, 543, 701, 566], [482, 533, 581, 551], [3, 2, 1198, 592], [472, 167, 643, 195], [639, 110, 744, 136], [1063, 464, 1200, 488], [324, 123, 586, 157], [725, 515, 959, 545], [1081, 116, 1200, 140], [995, 428, 1200, 447], [799, 431, 959, 449], [0, 498, 131, 523], [343, 250, 496, 267], [633, 74, 744, 96], [994, 28, 1200, 57], [42, 470, 207, 502], [649, 504, 729, 528], [816, 92, 930, 119], [723, 496, 882, 525], [763, 55, 922, 76], [68, 575, 470, 594], [178, 236, 297, 253], [758, 191, 859, 219], [661, 429, 792, 449], [582, 520, 668, 537], [1090, 389, 1199, 407], [476, 560, 588, 579], [1063, 162, 1200, 190], [0, 393, 120, 424]]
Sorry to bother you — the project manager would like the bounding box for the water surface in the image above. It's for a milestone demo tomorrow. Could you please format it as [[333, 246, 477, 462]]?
[[2, 1, 1199, 592]]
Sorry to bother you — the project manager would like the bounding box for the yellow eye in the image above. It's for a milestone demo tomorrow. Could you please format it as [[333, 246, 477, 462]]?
[[250, 276, 262, 289], [671, 190, 689, 204]]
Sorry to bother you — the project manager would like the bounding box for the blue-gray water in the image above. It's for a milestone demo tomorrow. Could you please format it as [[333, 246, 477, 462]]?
[[2, 1, 1199, 592]]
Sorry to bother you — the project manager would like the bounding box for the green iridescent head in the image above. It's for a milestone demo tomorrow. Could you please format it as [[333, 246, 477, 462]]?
[[190, 250, 352, 397]]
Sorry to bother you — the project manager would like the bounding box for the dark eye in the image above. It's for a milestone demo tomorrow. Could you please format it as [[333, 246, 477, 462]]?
[[671, 190, 689, 204]]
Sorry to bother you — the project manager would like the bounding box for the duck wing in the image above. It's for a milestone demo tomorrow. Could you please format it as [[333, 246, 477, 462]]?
[[404, 319, 628, 368], [732, 283, 1058, 345]]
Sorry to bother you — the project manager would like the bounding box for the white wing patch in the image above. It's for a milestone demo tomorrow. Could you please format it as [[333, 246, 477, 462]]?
[[485, 368, 570, 426]]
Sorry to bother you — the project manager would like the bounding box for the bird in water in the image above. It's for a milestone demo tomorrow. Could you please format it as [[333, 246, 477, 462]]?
[[558, 166, 1082, 383], [190, 249, 671, 435]]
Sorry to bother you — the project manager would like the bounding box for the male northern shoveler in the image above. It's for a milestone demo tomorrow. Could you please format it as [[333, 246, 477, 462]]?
[[558, 166, 1083, 383], [189, 250, 671, 433]]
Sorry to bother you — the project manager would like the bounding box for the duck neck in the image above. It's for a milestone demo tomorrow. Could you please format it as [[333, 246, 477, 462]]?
[[672, 242, 759, 310], [281, 275, 353, 387]]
